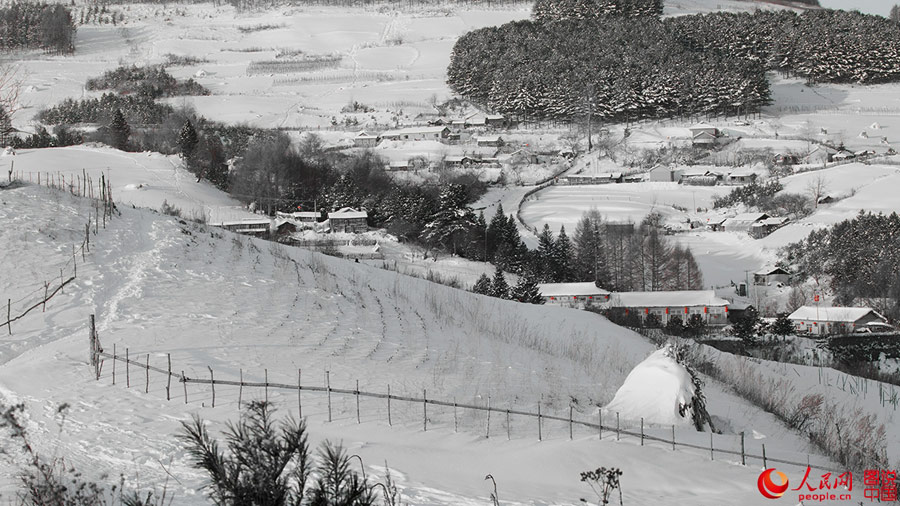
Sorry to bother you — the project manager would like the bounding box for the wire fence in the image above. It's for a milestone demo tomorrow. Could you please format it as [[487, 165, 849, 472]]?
[[88, 321, 843, 475], [1, 172, 116, 334]]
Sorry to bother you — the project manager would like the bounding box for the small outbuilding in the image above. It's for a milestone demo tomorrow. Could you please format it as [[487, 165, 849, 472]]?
[[328, 208, 368, 233], [538, 282, 611, 307], [753, 267, 790, 286]]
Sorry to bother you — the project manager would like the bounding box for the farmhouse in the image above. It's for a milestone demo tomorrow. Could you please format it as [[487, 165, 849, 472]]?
[[787, 306, 886, 336], [605, 290, 730, 326], [445, 155, 475, 168], [352, 131, 379, 148], [328, 208, 368, 233], [563, 173, 622, 185], [721, 212, 769, 232], [753, 266, 790, 285], [648, 164, 682, 182], [387, 160, 411, 171], [217, 219, 272, 237], [381, 126, 450, 142], [538, 282, 611, 307], [706, 217, 727, 232], [750, 216, 789, 238], [475, 135, 504, 147], [689, 124, 719, 146]]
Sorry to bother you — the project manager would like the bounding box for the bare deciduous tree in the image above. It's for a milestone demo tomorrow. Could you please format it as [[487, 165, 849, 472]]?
[[806, 175, 830, 208]]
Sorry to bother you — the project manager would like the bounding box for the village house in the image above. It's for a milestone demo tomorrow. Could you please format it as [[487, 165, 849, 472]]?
[[562, 173, 623, 185], [381, 126, 450, 142], [648, 164, 683, 182], [787, 306, 886, 336], [445, 155, 476, 168], [352, 131, 379, 148], [680, 169, 717, 186], [276, 211, 321, 224], [217, 219, 272, 237], [537, 282, 611, 307], [328, 208, 368, 233], [721, 212, 769, 233], [475, 135, 504, 147], [604, 290, 730, 326], [689, 124, 720, 146], [753, 267, 791, 286], [706, 216, 727, 231], [387, 160, 411, 171], [749, 216, 789, 238], [725, 170, 758, 186]]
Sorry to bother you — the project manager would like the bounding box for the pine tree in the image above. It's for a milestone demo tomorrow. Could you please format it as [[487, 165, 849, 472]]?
[[536, 223, 555, 281], [466, 210, 488, 261], [178, 119, 199, 161], [472, 273, 492, 295], [510, 272, 544, 304], [574, 210, 609, 286], [108, 108, 129, 151], [552, 225, 574, 282], [420, 184, 477, 255], [770, 314, 794, 337], [486, 204, 508, 261], [490, 265, 510, 299]]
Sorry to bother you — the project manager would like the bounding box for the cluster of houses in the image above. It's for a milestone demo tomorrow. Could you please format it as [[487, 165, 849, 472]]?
[[703, 212, 790, 238], [352, 113, 509, 149], [536, 281, 893, 336], [216, 207, 369, 237]]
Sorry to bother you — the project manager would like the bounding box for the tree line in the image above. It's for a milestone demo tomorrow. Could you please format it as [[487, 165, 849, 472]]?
[[0, 2, 76, 54], [448, 6, 899, 123]]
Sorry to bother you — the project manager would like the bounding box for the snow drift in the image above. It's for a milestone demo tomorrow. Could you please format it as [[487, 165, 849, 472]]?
[[605, 345, 704, 428]]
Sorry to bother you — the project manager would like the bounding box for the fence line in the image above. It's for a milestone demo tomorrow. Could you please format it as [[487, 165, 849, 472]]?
[[91, 338, 841, 475], [1, 173, 117, 334]]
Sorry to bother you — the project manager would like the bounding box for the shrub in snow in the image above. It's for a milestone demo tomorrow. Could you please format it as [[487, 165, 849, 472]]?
[[579, 467, 623, 506], [180, 401, 378, 506], [605, 343, 714, 431]]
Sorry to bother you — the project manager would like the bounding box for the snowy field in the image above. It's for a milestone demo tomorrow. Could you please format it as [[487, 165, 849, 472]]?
[[0, 183, 878, 504]]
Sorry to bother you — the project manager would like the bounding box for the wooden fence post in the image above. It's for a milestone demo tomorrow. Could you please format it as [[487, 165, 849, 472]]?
[[264, 368, 268, 403], [355, 380, 360, 424], [485, 396, 491, 439], [6, 299, 10, 335], [112, 343, 116, 385], [762, 444, 767, 468], [166, 354, 171, 401], [182, 371, 187, 404], [537, 402, 542, 442], [145, 354, 149, 393], [326, 371, 332, 422], [672, 425, 676, 451], [387, 384, 391, 426], [710, 432, 714, 461], [741, 431, 746, 465], [598, 409, 602, 440], [43, 283, 48, 312], [506, 409, 510, 440], [423, 389, 427, 432], [126, 348, 130, 388], [616, 412, 620, 441], [298, 369, 302, 419], [640, 417, 644, 446], [209, 366, 215, 408], [239, 369, 243, 409], [569, 406, 574, 440], [454, 398, 458, 432]]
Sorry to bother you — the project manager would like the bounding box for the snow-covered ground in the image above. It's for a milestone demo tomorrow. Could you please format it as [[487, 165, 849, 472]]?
[[0, 183, 875, 504]]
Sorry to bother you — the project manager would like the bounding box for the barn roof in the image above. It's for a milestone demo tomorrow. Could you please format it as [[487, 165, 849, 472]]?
[[538, 282, 611, 298], [787, 306, 882, 323], [329, 207, 368, 219], [608, 290, 729, 308]]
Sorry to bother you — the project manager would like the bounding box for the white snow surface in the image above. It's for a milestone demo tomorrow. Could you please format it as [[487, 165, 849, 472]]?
[[604, 347, 697, 427], [0, 183, 869, 504]]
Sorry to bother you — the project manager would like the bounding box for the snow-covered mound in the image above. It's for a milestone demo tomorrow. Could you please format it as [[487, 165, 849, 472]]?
[[605, 346, 699, 427]]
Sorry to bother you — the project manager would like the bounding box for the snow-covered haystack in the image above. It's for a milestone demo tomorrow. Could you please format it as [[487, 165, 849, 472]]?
[[605, 345, 711, 430]]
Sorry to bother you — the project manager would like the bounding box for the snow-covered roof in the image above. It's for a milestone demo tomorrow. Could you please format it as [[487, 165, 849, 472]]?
[[329, 207, 368, 219], [218, 219, 272, 226], [755, 266, 789, 276], [724, 213, 768, 225], [381, 126, 449, 137], [475, 135, 502, 142], [277, 211, 320, 219], [484, 114, 505, 120], [787, 306, 883, 323], [752, 217, 789, 227], [689, 123, 717, 131], [538, 282, 611, 298], [599, 172, 622, 179], [608, 290, 729, 308], [445, 155, 473, 163]]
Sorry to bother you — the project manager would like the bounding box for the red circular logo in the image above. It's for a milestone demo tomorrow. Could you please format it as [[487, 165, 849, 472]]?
[[758, 468, 789, 499]]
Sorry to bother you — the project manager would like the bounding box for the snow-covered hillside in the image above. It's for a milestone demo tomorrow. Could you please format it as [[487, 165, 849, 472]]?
[[0, 183, 864, 504]]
